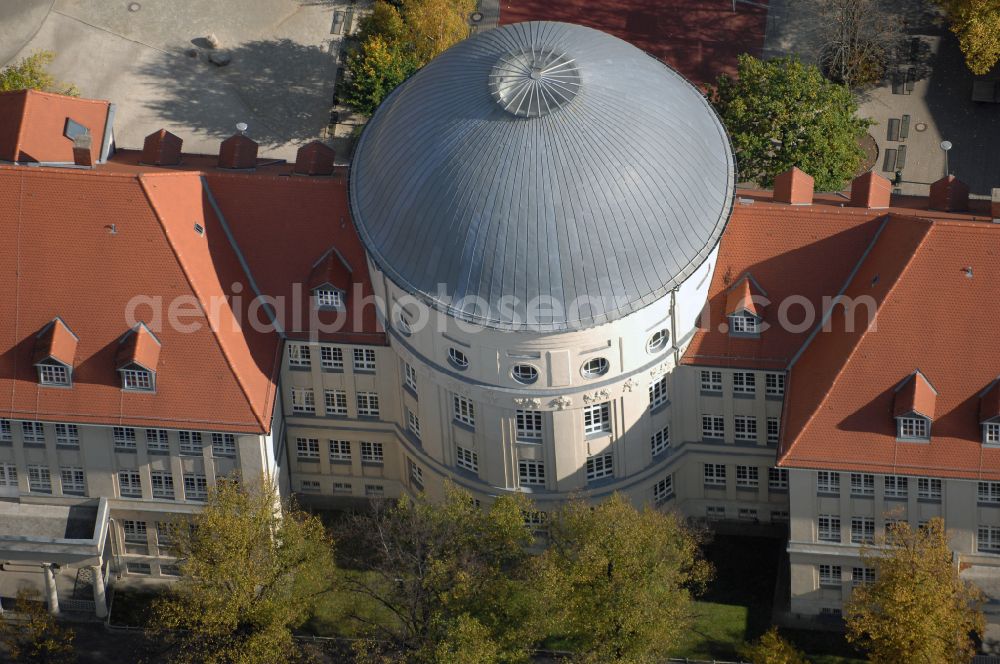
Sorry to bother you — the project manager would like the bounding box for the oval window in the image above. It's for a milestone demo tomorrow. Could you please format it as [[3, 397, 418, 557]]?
[[448, 347, 469, 370], [646, 329, 669, 353], [581, 357, 609, 379], [512, 364, 539, 385]]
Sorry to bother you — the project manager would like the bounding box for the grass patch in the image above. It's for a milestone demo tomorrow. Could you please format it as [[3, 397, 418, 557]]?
[[673, 600, 749, 660]]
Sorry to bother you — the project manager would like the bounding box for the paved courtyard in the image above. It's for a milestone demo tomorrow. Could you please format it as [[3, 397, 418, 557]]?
[[2, 0, 359, 160]]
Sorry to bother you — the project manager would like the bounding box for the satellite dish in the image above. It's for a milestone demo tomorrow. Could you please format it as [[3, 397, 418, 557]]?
[[236, 122, 248, 134]]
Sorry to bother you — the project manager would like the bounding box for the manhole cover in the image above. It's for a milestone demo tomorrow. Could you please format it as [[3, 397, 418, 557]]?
[[128, 2, 141, 11], [915, 122, 927, 132], [471, 11, 483, 22]]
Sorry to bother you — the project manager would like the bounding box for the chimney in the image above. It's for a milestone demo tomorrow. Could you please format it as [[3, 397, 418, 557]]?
[[293, 141, 336, 176], [929, 175, 969, 212], [849, 171, 891, 209], [141, 129, 183, 166], [218, 133, 258, 169], [72, 132, 93, 168], [992, 188, 1000, 222], [773, 167, 814, 205]]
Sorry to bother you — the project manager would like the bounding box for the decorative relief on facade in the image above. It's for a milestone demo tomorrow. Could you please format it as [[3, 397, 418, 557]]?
[[513, 397, 542, 408], [551, 395, 573, 410], [622, 378, 636, 393], [649, 362, 671, 379], [582, 389, 611, 404]]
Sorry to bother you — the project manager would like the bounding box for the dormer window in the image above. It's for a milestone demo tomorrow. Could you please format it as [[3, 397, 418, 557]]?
[[122, 368, 154, 391], [33, 317, 78, 388], [984, 422, 1000, 446], [314, 288, 344, 310], [729, 314, 759, 335], [115, 323, 161, 393], [38, 362, 70, 386], [898, 416, 929, 440], [725, 276, 765, 337]]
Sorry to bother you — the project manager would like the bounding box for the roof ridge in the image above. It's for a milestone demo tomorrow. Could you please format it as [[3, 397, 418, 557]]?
[[780, 218, 935, 465], [137, 174, 270, 432]]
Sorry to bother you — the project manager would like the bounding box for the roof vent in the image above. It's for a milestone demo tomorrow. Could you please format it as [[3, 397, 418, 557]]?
[[849, 171, 891, 209], [141, 129, 183, 166], [293, 141, 336, 176], [72, 132, 94, 168], [489, 47, 581, 118], [929, 175, 969, 212], [773, 167, 814, 205], [218, 132, 258, 169]]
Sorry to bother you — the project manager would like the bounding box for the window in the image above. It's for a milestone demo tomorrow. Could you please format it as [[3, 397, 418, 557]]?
[[704, 463, 726, 487], [291, 388, 316, 414], [448, 347, 469, 370], [898, 416, 929, 440], [733, 372, 756, 394], [211, 433, 236, 457], [408, 459, 424, 490], [818, 515, 841, 542], [767, 417, 779, 444], [771, 511, 790, 522], [183, 473, 208, 501], [357, 392, 380, 418], [28, 466, 52, 493], [985, 423, 1000, 446], [321, 346, 343, 370], [882, 475, 907, 498], [817, 471, 840, 495], [300, 480, 321, 493], [736, 465, 759, 488], [22, 422, 44, 444], [329, 440, 351, 462], [178, 431, 202, 455], [333, 481, 353, 493], [706, 506, 726, 520], [646, 329, 669, 353], [702, 415, 724, 439], [288, 344, 311, 368], [126, 562, 151, 575], [768, 467, 789, 490], [518, 460, 546, 486], [653, 475, 673, 503], [456, 445, 479, 473], [765, 372, 785, 396], [361, 441, 384, 464], [122, 520, 147, 544], [0, 419, 10, 442], [979, 481, 1000, 504], [407, 410, 421, 439], [151, 471, 174, 499], [850, 473, 875, 497], [583, 402, 611, 435], [739, 508, 759, 521], [917, 477, 942, 501], [55, 424, 79, 447], [734, 416, 757, 442], [701, 370, 723, 392], [0, 463, 17, 487], [365, 484, 384, 497], [353, 348, 376, 372], [60, 467, 85, 495], [581, 357, 609, 378], [453, 395, 475, 427], [978, 526, 1000, 553], [404, 362, 418, 392], [851, 517, 875, 544], [523, 510, 548, 531], [819, 564, 842, 586], [325, 389, 348, 416], [516, 410, 543, 442], [586, 454, 613, 481], [649, 376, 668, 408], [730, 314, 758, 334], [146, 429, 169, 453], [118, 470, 141, 498], [512, 364, 539, 385], [113, 427, 137, 451], [160, 564, 181, 577], [650, 425, 670, 456], [852, 567, 875, 587], [314, 288, 343, 309], [38, 363, 70, 386], [122, 368, 153, 391], [296, 437, 320, 459]]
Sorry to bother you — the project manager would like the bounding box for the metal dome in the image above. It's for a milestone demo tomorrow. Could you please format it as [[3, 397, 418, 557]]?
[[350, 21, 735, 331]]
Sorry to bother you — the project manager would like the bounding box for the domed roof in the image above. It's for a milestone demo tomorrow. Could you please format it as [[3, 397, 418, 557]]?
[[350, 21, 735, 331]]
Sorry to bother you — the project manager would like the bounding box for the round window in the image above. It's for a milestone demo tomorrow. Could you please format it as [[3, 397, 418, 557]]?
[[448, 347, 469, 369], [581, 357, 609, 378], [646, 329, 669, 353], [512, 364, 539, 385]]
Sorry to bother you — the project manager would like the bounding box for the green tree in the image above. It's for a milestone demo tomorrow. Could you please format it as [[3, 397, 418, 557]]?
[[340, 483, 541, 663], [711, 55, 871, 191], [344, 35, 417, 115], [938, 0, 1000, 74], [739, 627, 808, 664], [0, 51, 78, 96], [150, 476, 336, 664], [359, 1, 406, 43], [845, 518, 985, 664], [401, 0, 476, 64], [532, 493, 712, 664], [0, 588, 75, 663]]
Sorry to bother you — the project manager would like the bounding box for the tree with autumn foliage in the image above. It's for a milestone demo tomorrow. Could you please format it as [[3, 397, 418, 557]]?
[[938, 0, 1000, 75], [532, 493, 712, 663], [0, 588, 76, 663], [845, 517, 985, 664], [739, 627, 808, 664], [0, 51, 78, 96]]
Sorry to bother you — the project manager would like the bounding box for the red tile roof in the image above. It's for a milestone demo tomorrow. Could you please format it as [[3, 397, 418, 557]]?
[[0, 90, 110, 164]]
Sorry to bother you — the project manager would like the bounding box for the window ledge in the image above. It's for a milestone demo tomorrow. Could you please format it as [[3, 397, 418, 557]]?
[[817, 491, 840, 498], [768, 487, 789, 494], [850, 494, 874, 500], [585, 431, 612, 441], [114, 448, 138, 454], [353, 369, 377, 375], [297, 457, 320, 463], [403, 385, 418, 400], [453, 420, 476, 433], [701, 436, 725, 443], [288, 365, 311, 372], [586, 476, 617, 489], [55, 444, 80, 450], [704, 483, 727, 490], [330, 459, 352, 465], [649, 401, 670, 415], [736, 485, 759, 491], [977, 502, 1000, 508], [700, 390, 723, 397], [22, 443, 46, 449], [361, 461, 384, 467], [733, 392, 756, 399], [884, 496, 907, 501], [358, 415, 382, 421], [321, 367, 345, 373], [917, 498, 942, 504], [765, 394, 784, 401]]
